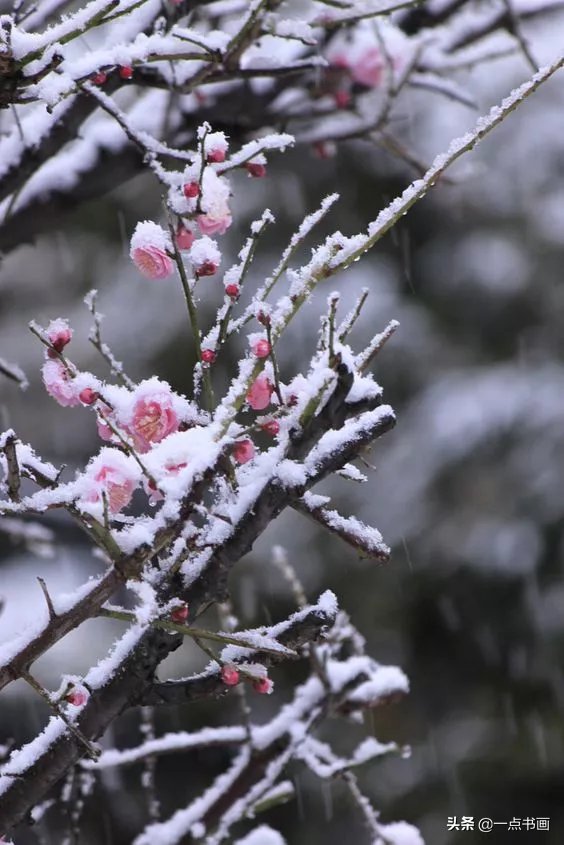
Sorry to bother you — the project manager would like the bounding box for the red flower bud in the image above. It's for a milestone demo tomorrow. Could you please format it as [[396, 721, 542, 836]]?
[[221, 664, 240, 686], [176, 224, 194, 250], [183, 182, 200, 199], [79, 388, 99, 405], [171, 603, 189, 623], [197, 260, 218, 277], [252, 677, 273, 695], [225, 283, 240, 299], [261, 419, 280, 437], [246, 162, 266, 178], [252, 339, 271, 359], [119, 65, 133, 79], [207, 149, 226, 164], [257, 310, 271, 326], [92, 71, 107, 85], [201, 349, 216, 364]]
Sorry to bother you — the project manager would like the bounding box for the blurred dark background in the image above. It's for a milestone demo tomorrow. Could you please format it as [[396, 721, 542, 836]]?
[[2, 11, 564, 843]]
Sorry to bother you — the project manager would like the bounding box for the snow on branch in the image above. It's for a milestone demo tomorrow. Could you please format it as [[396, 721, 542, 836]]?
[[0, 1, 563, 841]]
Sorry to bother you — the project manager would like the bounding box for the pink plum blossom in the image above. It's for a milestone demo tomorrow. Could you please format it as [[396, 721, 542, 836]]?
[[65, 685, 89, 707], [82, 449, 140, 513], [176, 224, 195, 250], [198, 169, 231, 236], [197, 212, 232, 236], [252, 339, 271, 359], [247, 374, 274, 411], [46, 318, 73, 353], [233, 439, 255, 464], [221, 664, 240, 686], [253, 676, 274, 695], [128, 392, 179, 452], [42, 359, 80, 407], [130, 221, 174, 279], [171, 603, 189, 623]]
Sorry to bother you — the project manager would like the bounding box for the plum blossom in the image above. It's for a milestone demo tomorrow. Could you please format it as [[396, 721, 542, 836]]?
[[65, 685, 89, 707], [45, 318, 73, 353], [221, 664, 240, 686], [252, 339, 271, 359], [176, 224, 195, 250], [126, 385, 180, 453], [130, 221, 174, 280], [80, 448, 141, 514], [247, 374, 274, 411], [253, 676, 274, 695], [189, 236, 221, 277], [233, 439, 255, 464], [203, 130, 228, 163], [42, 359, 80, 407], [197, 168, 232, 235]]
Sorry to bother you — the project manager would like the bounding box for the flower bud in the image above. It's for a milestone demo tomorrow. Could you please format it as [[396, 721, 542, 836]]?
[[252, 339, 271, 359], [183, 182, 200, 199], [201, 349, 216, 364], [171, 603, 189, 623], [221, 664, 240, 686], [225, 283, 240, 299], [79, 388, 99, 405], [261, 420, 280, 437]]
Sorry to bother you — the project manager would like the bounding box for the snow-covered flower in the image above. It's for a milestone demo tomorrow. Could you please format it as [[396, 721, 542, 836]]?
[[42, 359, 79, 407], [80, 448, 141, 513], [247, 375, 274, 411], [252, 676, 274, 695], [65, 685, 89, 707], [232, 439, 255, 464], [45, 318, 73, 354], [204, 130, 229, 163], [126, 383, 180, 452], [189, 236, 221, 277], [251, 339, 271, 359], [130, 221, 174, 280], [221, 664, 240, 686], [176, 224, 195, 251], [197, 169, 232, 236]]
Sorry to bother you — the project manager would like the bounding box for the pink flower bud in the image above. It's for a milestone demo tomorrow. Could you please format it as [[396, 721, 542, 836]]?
[[171, 603, 189, 623], [252, 339, 271, 359], [46, 319, 73, 353], [65, 686, 89, 707], [176, 224, 195, 250], [261, 420, 280, 437], [232, 439, 255, 465], [207, 149, 226, 164], [201, 349, 216, 364], [183, 182, 200, 198], [225, 283, 239, 299], [252, 677, 273, 695], [79, 388, 99, 405], [119, 65, 133, 79], [257, 310, 271, 326], [196, 259, 218, 277], [247, 375, 274, 411], [246, 162, 266, 178], [221, 664, 240, 686], [197, 213, 232, 236], [92, 71, 107, 85]]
